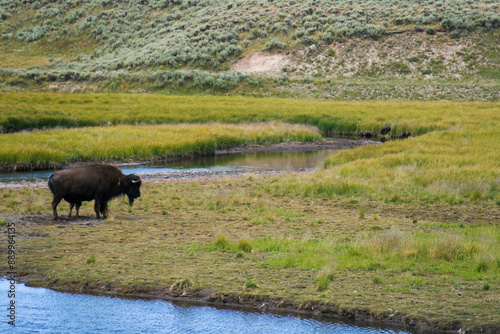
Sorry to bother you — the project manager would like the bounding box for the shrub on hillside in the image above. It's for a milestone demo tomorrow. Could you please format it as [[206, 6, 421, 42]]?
[[16, 26, 48, 42], [266, 38, 286, 50]]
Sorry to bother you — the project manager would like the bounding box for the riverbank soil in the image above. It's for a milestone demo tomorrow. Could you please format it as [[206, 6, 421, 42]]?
[[1, 172, 499, 333]]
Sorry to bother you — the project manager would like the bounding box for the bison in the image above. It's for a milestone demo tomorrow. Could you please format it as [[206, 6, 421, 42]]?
[[48, 164, 141, 219]]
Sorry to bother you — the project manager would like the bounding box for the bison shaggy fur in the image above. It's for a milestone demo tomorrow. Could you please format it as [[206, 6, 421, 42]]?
[[48, 164, 141, 219]]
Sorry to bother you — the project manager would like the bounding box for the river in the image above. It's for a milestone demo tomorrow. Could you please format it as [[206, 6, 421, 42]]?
[[0, 279, 413, 334], [0, 149, 338, 183], [0, 143, 418, 333]]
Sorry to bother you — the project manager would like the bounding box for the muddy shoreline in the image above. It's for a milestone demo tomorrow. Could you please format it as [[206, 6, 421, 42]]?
[[215, 137, 380, 155]]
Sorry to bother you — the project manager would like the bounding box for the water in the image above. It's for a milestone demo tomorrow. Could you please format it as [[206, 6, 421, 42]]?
[[0, 279, 412, 334], [0, 150, 337, 183]]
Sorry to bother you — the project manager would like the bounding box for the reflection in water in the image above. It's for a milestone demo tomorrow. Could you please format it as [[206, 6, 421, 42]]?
[[0, 279, 412, 334], [0, 150, 339, 183]]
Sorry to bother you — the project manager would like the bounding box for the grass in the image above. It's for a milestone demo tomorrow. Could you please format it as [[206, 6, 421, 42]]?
[[238, 239, 252, 253], [1, 94, 499, 205], [276, 123, 500, 205], [86, 255, 96, 264], [245, 280, 258, 289], [1, 93, 497, 134], [0, 93, 499, 330], [0, 122, 321, 170], [1, 177, 498, 330]]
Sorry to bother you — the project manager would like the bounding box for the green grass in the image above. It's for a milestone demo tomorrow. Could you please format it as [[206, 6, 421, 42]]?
[[1, 93, 499, 205], [280, 126, 500, 204], [86, 255, 97, 264], [205, 226, 499, 282], [1, 93, 497, 134], [0, 122, 320, 170], [0, 92, 499, 330], [1, 172, 499, 330]]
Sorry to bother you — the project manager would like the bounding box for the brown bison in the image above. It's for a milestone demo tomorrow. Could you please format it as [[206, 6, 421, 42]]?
[[48, 164, 141, 219]]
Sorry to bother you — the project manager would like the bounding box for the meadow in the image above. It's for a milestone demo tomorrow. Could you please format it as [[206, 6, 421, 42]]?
[[1, 0, 499, 331], [1, 92, 499, 205], [0, 92, 499, 331], [0, 122, 321, 170], [1, 92, 497, 133], [0, 176, 498, 331]]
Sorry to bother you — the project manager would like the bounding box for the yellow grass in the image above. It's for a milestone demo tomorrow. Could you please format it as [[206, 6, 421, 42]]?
[[0, 122, 321, 170]]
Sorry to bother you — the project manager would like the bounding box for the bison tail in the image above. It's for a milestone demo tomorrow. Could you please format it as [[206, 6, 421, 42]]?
[[48, 175, 55, 195]]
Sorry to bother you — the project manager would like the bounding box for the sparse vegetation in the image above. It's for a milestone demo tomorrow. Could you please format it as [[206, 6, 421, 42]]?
[[0, 1, 498, 99], [1, 178, 498, 330]]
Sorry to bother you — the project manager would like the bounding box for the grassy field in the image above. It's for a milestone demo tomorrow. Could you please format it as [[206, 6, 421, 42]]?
[[1, 92, 498, 133], [0, 177, 498, 331], [0, 122, 320, 170], [279, 126, 500, 205], [1, 92, 499, 205], [0, 92, 499, 331]]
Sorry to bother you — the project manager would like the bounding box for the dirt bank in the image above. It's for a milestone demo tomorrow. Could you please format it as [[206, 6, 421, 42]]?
[[216, 137, 380, 154]]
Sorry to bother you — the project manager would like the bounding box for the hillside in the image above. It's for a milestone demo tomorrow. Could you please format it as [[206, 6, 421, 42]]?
[[0, 0, 499, 99]]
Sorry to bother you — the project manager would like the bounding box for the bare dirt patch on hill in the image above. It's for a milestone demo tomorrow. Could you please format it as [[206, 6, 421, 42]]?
[[230, 51, 293, 75]]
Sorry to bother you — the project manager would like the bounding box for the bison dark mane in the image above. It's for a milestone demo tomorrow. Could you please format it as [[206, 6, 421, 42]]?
[[48, 164, 142, 219]]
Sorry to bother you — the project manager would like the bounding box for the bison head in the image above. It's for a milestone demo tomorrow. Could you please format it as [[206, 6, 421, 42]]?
[[123, 174, 141, 205]]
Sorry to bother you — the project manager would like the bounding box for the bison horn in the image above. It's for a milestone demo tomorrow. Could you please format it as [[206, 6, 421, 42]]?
[[131, 179, 140, 183]]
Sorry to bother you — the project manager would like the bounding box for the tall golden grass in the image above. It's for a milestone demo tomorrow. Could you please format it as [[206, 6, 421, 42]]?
[[2, 93, 498, 136], [277, 121, 500, 204], [0, 122, 321, 170], [2, 92, 499, 203]]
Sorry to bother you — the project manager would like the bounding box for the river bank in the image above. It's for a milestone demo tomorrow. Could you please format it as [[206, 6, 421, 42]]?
[[11, 275, 436, 333], [1, 168, 498, 333], [0, 137, 380, 188], [1, 135, 498, 333]]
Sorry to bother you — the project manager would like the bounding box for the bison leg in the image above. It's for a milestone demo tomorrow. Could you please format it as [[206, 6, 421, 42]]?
[[101, 202, 109, 219], [75, 202, 81, 217], [52, 196, 63, 220], [94, 201, 101, 219], [68, 203, 74, 217]]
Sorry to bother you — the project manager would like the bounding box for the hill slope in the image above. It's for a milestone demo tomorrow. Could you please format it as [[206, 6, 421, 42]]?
[[0, 0, 499, 99]]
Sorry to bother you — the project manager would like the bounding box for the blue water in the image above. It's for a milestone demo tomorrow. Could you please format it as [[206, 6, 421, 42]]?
[[0, 150, 335, 183], [0, 279, 412, 334]]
